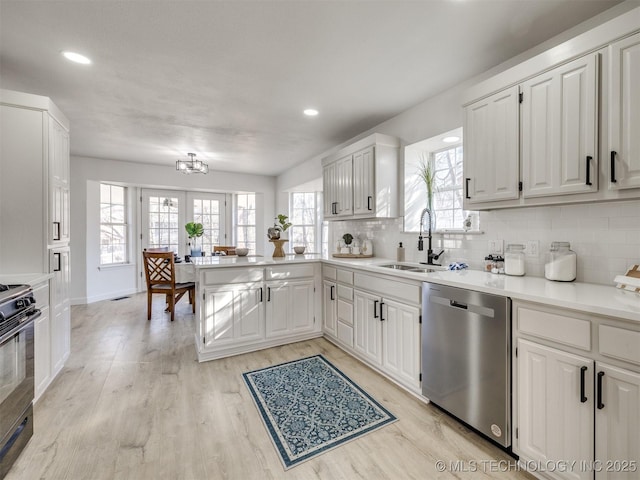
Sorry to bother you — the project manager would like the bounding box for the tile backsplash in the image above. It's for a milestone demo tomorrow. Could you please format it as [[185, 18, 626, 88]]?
[[329, 199, 640, 286]]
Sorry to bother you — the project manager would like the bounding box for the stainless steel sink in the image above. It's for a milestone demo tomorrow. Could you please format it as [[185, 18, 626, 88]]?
[[377, 264, 418, 270], [377, 263, 440, 273]]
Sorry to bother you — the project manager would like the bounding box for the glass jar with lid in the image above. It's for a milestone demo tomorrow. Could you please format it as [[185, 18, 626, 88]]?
[[544, 241, 577, 281], [505, 244, 526, 276]]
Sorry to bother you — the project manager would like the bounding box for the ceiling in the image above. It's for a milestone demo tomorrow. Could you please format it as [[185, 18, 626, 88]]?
[[0, 0, 624, 177]]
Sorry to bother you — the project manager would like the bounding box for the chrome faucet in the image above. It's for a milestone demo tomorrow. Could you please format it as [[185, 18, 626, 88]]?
[[418, 207, 444, 265]]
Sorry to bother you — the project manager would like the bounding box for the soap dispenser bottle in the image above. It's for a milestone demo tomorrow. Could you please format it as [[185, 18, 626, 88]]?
[[397, 242, 405, 262]]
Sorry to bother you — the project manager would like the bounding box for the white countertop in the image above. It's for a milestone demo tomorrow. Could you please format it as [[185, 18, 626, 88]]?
[[0, 272, 53, 286], [190, 253, 324, 269]]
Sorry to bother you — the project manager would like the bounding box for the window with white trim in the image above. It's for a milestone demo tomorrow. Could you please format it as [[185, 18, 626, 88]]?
[[236, 193, 256, 253], [100, 184, 128, 265], [404, 128, 477, 232], [289, 192, 319, 253]]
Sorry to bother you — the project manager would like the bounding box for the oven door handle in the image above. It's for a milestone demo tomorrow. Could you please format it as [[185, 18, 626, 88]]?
[[0, 310, 39, 345]]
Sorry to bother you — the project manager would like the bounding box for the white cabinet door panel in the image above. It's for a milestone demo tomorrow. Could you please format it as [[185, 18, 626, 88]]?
[[609, 32, 640, 189], [323, 280, 337, 336], [595, 363, 640, 480], [517, 339, 593, 480], [382, 299, 420, 390]]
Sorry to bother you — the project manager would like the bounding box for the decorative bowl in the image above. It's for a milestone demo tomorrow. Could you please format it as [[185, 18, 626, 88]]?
[[236, 247, 249, 256], [294, 246, 306, 254]]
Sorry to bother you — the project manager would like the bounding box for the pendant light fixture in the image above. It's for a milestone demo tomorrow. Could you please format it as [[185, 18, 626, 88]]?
[[176, 152, 208, 174]]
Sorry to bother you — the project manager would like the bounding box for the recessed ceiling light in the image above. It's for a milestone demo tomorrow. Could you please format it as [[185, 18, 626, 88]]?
[[442, 136, 460, 143], [303, 109, 319, 116], [62, 51, 92, 65]]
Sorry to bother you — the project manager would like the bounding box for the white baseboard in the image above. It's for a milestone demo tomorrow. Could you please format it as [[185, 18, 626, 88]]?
[[73, 288, 139, 305]]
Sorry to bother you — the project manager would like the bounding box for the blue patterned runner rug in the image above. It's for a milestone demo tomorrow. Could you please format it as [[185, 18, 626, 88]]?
[[242, 354, 397, 469]]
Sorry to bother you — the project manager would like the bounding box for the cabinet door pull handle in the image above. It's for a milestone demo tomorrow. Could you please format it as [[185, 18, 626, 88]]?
[[53, 221, 61, 241], [367, 196, 372, 211], [53, 252, 61, 272], [267, 287, 271, 302], [259, 287, 263, 302], [611, 151, 617, 183], [465, 178, 471, 199], [380, 301, 385, 321], [330, 285, 335, 301], [373, 300, 379, 319], [597, 371, 605, 409], [580, 366, 588, 403], [585, 156, 592, 186]]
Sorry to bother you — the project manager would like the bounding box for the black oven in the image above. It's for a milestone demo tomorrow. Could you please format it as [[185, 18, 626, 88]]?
[[0, 285, 39, 478]]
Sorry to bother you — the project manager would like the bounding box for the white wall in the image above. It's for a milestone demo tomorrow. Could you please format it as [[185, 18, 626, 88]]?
[[70, 155, 276, 304]]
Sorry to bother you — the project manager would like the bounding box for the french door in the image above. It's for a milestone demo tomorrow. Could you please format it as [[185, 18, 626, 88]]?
[[140, 189, 227, 256]]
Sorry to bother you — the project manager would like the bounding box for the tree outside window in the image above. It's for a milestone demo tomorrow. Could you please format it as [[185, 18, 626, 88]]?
[[236, 193, 256, 253], [290, 192, 319, 253]]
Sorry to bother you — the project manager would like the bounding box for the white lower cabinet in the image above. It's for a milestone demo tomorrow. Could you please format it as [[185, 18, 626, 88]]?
[[382, 299, 421, 392], [203, 283, 264, 348], [266, 279, 315, 338], [514, 300, 640, 480], [197, 265, 319, 361], [353, 287, 421, 392], [595, 363, 640, 480], [517, 339, 593, 480], [34, 305, 51, 401], [323, 280, 337, 337], [354, 290, 383, 366]]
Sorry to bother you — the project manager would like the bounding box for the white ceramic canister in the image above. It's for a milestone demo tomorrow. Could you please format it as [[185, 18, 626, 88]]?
[[504, 244, 526, 276], [544, 241, 577, 281]]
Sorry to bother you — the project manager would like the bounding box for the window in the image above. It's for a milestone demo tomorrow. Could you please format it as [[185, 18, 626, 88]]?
[[192, 194, 225, 254], [236, 193, 256, 253], [100, 184, 127, 265], [146, 195, 180, 252], [289, 192, 320, 253], [404, 128, 475, 232]]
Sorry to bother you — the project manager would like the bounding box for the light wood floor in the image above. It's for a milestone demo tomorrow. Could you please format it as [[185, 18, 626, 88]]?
[[7, 293, 535, 479]]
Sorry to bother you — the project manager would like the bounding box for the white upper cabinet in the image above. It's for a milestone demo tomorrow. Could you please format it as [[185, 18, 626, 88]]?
[[608, 32, 640, 190], [352, 146, 374, 215], [521, 54, 598, 197], [322, 133, 398, 220], [464, 85, 520, 204], [49, 116, 71, 244]]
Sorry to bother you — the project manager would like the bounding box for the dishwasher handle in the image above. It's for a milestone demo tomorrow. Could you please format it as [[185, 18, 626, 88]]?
[[449, 299, 468, 310]]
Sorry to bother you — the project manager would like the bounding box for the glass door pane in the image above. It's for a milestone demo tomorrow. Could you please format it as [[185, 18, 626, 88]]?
[[187, 193, 226, 255], [141, 189, 186, 254]]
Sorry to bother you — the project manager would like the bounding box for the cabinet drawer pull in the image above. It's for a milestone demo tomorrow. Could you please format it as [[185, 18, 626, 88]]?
[[367, 196, 372, 211], [580, 366, 588, 403], [53, 252, 61, 272], [610, 151, 617, 183], [379, 301, 385, 321], [259, 287, 263, 303], [597, 371, 605, 410], [465, 178, 471, 199], [373, 300, 379, 319], [330, 285, 335, 301], [267, 287, 271, 302], [53, 221, 61, 241], [585, 156, 592, 186]]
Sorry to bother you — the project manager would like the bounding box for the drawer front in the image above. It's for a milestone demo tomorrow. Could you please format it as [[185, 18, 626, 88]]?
[[354, 273, 420, 305], [202, 267, 263, 285], [323, 265, 337, 281], [337, 269, 354, 285], [337, 299, 353, 326], [266, 264, 315, 280], [337, 285, 353, 301], [337, 321, 354, 348], [599, 325, 640, 365], [32, 281, 50, 308], [517, 305, 591, 351]]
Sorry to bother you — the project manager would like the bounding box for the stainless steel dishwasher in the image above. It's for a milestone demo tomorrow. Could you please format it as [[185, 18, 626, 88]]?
[[421, 282, 511, 448]]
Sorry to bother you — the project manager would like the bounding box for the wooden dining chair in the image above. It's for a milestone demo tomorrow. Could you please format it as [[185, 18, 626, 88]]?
[[142, 250, 195, 321]]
